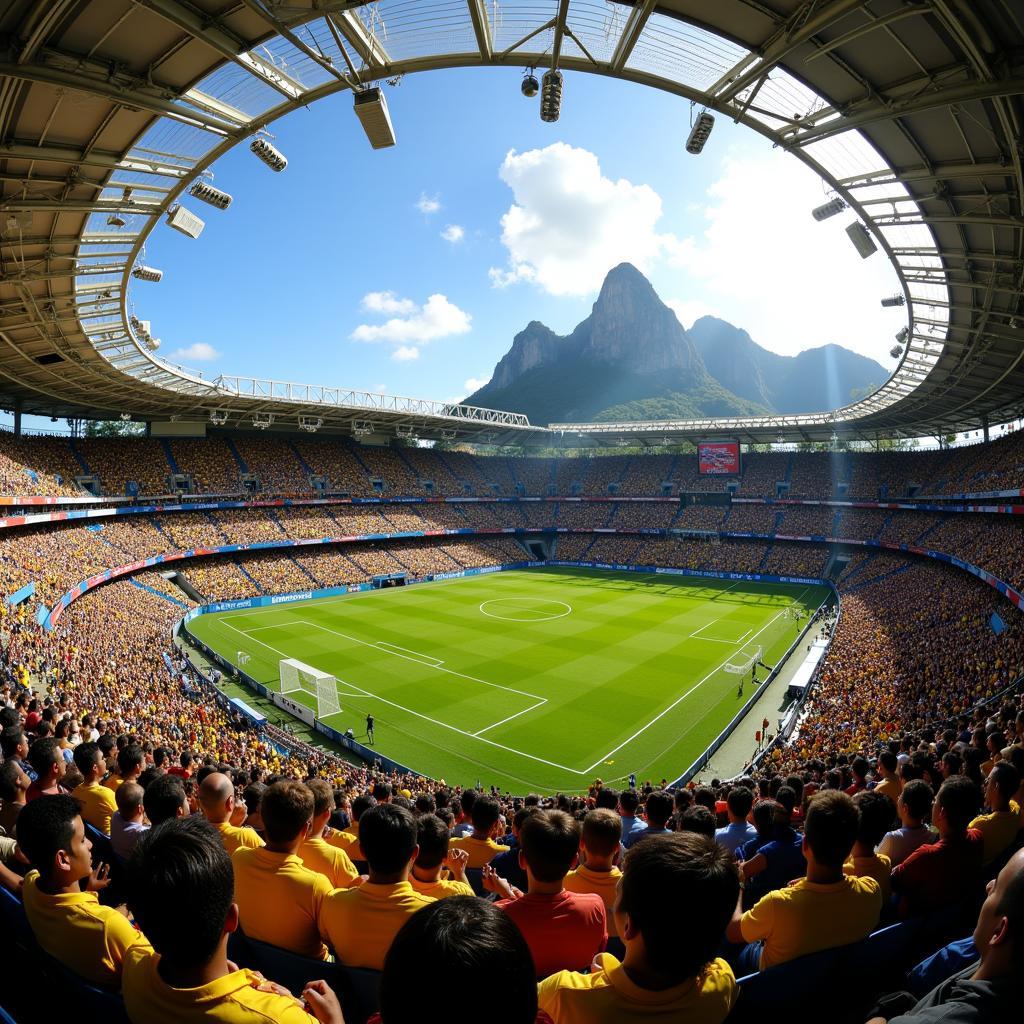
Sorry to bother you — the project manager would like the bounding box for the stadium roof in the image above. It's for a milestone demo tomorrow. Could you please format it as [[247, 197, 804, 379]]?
[[0, 0, 1021, 445]]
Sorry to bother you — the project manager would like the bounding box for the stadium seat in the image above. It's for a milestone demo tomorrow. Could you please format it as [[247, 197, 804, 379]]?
[[37, 952, 131, 1024], [0, 1006, 17, 1024], [731, 944, 846, 1022], [334, 963, 382, 1022], [0, 885, 34, 953], [838, 920, 922, 1009], [464, 867, 485, 896]]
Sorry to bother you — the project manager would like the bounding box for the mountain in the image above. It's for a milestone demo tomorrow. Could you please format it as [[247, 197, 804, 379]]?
[[466, 264, 767, 424], [687, 317, 886, 414], [465, 264, 888, 424]]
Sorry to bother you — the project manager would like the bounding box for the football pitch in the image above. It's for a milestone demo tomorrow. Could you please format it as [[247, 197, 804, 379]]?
[[188, 568, 830, 792]]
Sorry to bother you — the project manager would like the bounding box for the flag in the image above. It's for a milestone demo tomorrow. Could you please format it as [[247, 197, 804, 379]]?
[[605, 760, 615, 766], [990, 611, 1007, 635]]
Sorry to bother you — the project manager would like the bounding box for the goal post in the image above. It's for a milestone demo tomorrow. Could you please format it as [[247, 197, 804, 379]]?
[[724, 646, 763, 675], [278, 658, 342, 720]]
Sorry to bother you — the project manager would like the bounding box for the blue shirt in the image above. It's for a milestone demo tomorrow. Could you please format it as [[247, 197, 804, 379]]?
[[744, 826, 806, 907], [619, 815, 648, 848], [715, 821, 758, 855]]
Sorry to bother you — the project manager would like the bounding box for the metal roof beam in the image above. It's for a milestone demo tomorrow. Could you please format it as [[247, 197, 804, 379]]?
[[840, 161, 1015, 187], [0, 198, 161, 214], [0, 140, 191, 178], [328, 7, 391, 68], [466, 0, 493, 61], [610, 0, 657, 73]]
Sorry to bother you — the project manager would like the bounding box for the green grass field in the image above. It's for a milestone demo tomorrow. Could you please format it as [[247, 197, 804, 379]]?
[[188, 568, 829, 792]]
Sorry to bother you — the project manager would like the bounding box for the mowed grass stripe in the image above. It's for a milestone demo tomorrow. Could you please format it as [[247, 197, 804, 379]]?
[[189, 569, 828, 792]]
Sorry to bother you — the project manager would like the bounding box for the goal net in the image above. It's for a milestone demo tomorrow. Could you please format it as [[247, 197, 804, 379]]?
[[237, 651, 251, 667], [724, 646, 763, 675], [279, 658, 341, 720]]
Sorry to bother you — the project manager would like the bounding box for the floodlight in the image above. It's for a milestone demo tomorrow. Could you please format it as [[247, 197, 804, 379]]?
[[395, 424, 415, 438], [890, 345, 904, 359], [881, 294, 906, 308], [145, 336, 160, 352], [120, 412, 131, 421], [540, 70, 563, 123], [845, 222, 878, 259], [812, 197, 846, 221], [686, 111, 715, 154], [132, 265, 163, 282], [299, 416, 322, 433], [251, 413, 274, 430], [188, 181, 232, 210], [250, 137, 287, 172], [353, 88, 396, 149], [106, 213, 126, 228], [166, 205, 205, 239], [209, 409, 229, 425], [521, 71, 539, 98], [441, 429, 457, 440], [895, 327, 910, 344], [353, 419, 374, 436]]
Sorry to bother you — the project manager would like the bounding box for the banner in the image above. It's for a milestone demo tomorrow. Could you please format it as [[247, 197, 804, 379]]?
[[5, 581, 35, 605], [271, 691, 316, 727], [991, 611, 1008, 635]]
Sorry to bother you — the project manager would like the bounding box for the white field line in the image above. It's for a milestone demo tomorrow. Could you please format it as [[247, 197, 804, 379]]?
[[472, 699, 548, 737], [217, 619, 574, 774], [373, 641, 443, 666]]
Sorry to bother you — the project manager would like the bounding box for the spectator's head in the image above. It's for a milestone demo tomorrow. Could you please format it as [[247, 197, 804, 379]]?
[[414, 814, 451, 872], [679, 805, 716, 839], [31, 737, 68, 785], [803, 791, 859, 870], [751, 799, 777, 838], [852, 791, 897, 850], [116, 781, 145, 824], [144, 774, 188, 827], [934, 776, 982, 836], [197, 771, 234, 825], [617, 834, 739, 984], [878, 751, 898, 777], [986, 762, 1020, 812], [898, 779, 933, 825], [380, 898, 537, 1022], [470, 794, 501, 838], [116, 744, 144, 781], [618, 789, 640, 815], [372, 781, 392, 803], [360, 804, 419, 879], [594, 786, 618, 811], [519, 810, 579, 885], [17, 794, 89, 886], [260, 780, 314, 847], [644, 791, 674, 831], [0, 757, 30, 804], [127, 816, 235, 970], [580, 809, 622, 866], [304, 778, 334, 829], [973, 848, 1024, 972], [726, 786, 754, 822], [0, 726, 27, 760], [352, 793, 376, 823]]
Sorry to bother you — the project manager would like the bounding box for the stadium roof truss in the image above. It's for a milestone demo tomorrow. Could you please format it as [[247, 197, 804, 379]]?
[[0, 0, 1021, 445]]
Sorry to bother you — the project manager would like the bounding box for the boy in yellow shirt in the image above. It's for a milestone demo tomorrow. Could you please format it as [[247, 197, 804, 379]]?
[[449, 794, 509, 867], [18, 794, 148, 987], [539, 833, 739, 1023], [969, 762, 1022, 865], [123, 814, 344, 1023], [71, 741, 118, 835], [410, 814, 474, 899], [299, 779, 361, 889], [843, 789, 896, 904], [564, 808, 624, 937]]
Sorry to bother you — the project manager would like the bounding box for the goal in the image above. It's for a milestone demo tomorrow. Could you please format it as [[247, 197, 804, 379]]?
[[279, 658, 341, 720], [724, 646, 763, 675]]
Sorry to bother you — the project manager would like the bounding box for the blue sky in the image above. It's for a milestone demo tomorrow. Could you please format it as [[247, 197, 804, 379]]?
[[132, 66, 904, 404]]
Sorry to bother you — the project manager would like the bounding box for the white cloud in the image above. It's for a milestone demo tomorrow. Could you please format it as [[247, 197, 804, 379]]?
[[167, 342, 220, 362], [362, 291, 417, 316], [392, 346, 420, 362], [416, 193, 441, 215], [668, 144, 903, 363], [488, 143, 686, 297], [441, 224, 465, 244], [664, 299, 721, 332], [352, 293, 472, 348], [464, 376, 489, 393]]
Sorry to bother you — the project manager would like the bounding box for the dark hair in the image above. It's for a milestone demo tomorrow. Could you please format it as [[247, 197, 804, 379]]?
[[751, 799, 777, 837], [679, 805, 716, 839], [990, 762, 1021, 803], [936, 776, 982, 833], [619, 834, 739, 982], [0, 758, 25, 801], [853, 791, 897, 848], [127, 816, 233, 967], [414, 793, 437, 816], [415, 814, 450, 870], [581, 809, 622, 858], [618, 789, 639, 814], [0, 726, 25, 759], [72, 740, 101, 778], [243, 782, 266, 817], [644, 791, 674, 830], [261, 781, 314, 844], [900, 779, 933, 820], [117, 744, 144, 778], [16, 794, 80, 876], [804, 791, 858, 868], [360, 804, 418, 874], [143, 774, 188, 826], [727, 787, 754, 819], [470, 794, 501, 833], [381, 898, 537, 1022], [352, 793, 376, 822], [305, 778, 334, 818], [519, 810, 579, 883], [594, 787, 618, 811], [29, 737, 64, 778]]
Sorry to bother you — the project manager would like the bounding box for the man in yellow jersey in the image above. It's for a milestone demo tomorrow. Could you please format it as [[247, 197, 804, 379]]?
[[103, 744, 144, 793], [71, 741, 118, 835], [232, 780, 333, 960], [123, 815, 344, 1023], [410, 814, 473, 899], [299, 779, 361, 889], [564, 809, 624, 937], [319, 803, 435, 969], [969, 763, 1022, 866], [449, 793, 509, 867], [727, 790, 883, 972], [18, 794, 149, 987], [199, 772, 264, 854], [539, 833, 738, 1023]]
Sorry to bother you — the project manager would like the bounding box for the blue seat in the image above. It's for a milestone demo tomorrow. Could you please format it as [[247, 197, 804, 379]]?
[[731, 944, 846, 1022], [464, 867, 486, 896], [0, 885, 34, 951], [334, 963, 382, 1022], [242, 934, 334, 997], [0, 1005, 18, 1024]]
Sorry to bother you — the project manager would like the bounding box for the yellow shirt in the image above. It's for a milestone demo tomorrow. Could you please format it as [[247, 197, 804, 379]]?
[[21, 871, 150, 987], [538, 953, 736, 1024], [449, 835, 509, 868], [968, 806, 1022, 865], [740, 876, 882, 970], [873, 777, 901, 801], [319, 880, 435, 969], [73, 781, 118, 835], [103, 774, 124, 793], [324, 827, 360, 853], [299, 836, 360, 889], [231, 848, 332, 960], [122, 946, 316, 1023], [213, 821, 265, 855], [564, 865, 624, 937], [844, 853, 892, 904], [409, 875, 475, 900]]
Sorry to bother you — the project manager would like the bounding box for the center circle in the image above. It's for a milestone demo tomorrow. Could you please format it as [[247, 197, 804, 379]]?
[[479, 597, 573, 622]]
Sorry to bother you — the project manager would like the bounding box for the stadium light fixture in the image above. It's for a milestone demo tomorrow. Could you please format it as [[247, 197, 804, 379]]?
[[540, 70, 563, 123], [395, 424, 415, 439], [890, 344, 904, 359], [119, 412, 131, 421], [812, 197, 846, 221], [251, 412, 274, 430], [165, 205, 205, 239], [881, 294, 906, 308], [353, 87, 396, 149], [845, 222, 878, 259], [521, 69, 539, 98], [895, 327, 910, 344], [132, 265, 163, 282], [441, 429, 457, 440], [352, 419, 374, 436], [106, 213, 126, 228], [250, 137, 287, 172], [209, 409, 229, 425], [188, 181, 232, 210], [299, 416, 322, 433], [686, 111, 715, 155]]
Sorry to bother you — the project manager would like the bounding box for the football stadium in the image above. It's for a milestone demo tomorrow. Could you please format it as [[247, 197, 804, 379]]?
[[0, 2, 1023, 1023]]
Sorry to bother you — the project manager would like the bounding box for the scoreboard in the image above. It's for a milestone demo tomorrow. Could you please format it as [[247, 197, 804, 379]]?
[[697, 439, 741, 475]]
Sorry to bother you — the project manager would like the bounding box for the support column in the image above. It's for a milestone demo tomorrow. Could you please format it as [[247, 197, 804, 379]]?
[[982, 414, 990, 443], [13, 398, 22, 437]]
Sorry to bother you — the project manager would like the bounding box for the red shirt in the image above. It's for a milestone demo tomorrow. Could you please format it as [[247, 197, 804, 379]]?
[[891, 831, 983, 917], [167, 766, 191, 779], [24, 712, 42, 732], [497, 889, 607, 979]]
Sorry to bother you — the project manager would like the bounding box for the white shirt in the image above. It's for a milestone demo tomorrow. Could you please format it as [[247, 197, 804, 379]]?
[[110, 812, 150, 860]]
